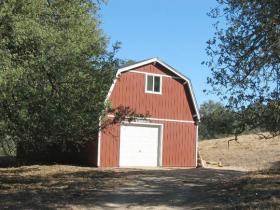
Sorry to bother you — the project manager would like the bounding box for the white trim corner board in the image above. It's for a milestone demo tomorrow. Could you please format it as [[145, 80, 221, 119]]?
[[195, 124, 198, 167]]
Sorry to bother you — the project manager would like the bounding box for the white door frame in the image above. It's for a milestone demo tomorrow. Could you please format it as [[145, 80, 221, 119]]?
[[119, 121, 164, 167]]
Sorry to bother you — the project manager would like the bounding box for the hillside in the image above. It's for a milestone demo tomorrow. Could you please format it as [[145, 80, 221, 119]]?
[[199, 134, 280, 171]]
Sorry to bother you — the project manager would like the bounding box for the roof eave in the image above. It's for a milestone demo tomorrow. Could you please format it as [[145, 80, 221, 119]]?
[[116, 58, 200, 121]]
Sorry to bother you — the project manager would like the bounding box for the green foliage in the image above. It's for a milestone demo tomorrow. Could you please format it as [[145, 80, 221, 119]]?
[[199, 101, 238, 140], [241, 101, 280, 136], [199, 100, 280, 140], [0, 0, 121, 159], [205, 0, 280, 135], [0, 136, 16, 156], [119, 59, 137, 67]]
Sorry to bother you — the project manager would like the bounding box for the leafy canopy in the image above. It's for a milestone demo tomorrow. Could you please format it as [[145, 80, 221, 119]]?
[[0, 0, 121, 157], [205, 0, 280, 135], [199, 100, 240, 140]]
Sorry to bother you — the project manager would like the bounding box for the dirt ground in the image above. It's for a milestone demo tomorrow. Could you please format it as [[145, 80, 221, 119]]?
[[199, 134, 280, 171], [0, 134, 279, 209], [0, 164, 279, 209]]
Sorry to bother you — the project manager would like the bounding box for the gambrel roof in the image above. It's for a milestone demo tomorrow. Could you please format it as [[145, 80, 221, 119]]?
[[107, 58, 200, 121]]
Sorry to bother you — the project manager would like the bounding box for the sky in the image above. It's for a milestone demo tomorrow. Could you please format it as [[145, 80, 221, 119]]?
[[100, 0, 221, 106]]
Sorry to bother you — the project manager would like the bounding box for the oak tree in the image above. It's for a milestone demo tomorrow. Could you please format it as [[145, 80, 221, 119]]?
[[205, 0, 280, 136], [0, 0, 124, 159]]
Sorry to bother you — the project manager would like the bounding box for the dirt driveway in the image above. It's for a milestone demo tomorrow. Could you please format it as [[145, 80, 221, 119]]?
[[90, 168, 246, 210], [0, 165, 253, 209], [1, 164, 279, 209]]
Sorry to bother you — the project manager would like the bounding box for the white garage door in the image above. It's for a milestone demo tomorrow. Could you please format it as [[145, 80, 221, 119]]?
[[119, 124, 160, 167]]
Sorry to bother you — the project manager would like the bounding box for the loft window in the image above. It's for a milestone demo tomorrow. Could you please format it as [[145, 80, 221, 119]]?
[[145, 74, 162, 94]]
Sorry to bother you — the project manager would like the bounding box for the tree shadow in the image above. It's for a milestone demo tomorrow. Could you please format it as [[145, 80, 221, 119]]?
[[0, 155, 94, 168], [0, 156, 18, 167], [0, 166, 279, 209], [268, 160, 280, 171]]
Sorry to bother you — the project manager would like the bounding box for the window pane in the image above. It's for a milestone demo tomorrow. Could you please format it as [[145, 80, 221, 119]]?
[[147, 75, 153, 91], [154, 76, 160, 92]]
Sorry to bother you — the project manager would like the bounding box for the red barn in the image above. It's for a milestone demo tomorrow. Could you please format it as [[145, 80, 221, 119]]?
[[93, 58, 200, 167]]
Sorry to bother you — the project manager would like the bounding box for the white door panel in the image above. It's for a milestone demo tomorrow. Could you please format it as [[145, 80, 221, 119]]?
[[120, 124, 159, 167]]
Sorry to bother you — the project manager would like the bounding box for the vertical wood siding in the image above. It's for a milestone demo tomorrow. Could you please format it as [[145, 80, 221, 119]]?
[[162, 122, 196, 167], [133, 63, 178, 76], [100, 121, 197, 167], [99, 63, 197, 167], [100, 124, 121, 167], [110, 64, 194, 120]]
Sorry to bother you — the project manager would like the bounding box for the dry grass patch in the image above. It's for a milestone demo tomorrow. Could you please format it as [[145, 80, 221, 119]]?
[[198, 134, 280, 208], [199, 134, 280, 171]]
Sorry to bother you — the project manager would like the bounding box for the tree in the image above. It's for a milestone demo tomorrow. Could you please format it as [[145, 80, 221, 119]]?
[[199, 100, 238, 140], [0, 0, 128, 160], [205, 0, 280, 136]]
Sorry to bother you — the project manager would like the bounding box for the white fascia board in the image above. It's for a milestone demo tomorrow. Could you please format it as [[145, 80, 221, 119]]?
[[107, 58, 200, 121], [117, 58, 158, 74], [156, 60, 200, 121]]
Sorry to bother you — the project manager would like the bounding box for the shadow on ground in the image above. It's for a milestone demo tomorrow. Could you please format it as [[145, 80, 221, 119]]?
[[0, 164, 279, 209]]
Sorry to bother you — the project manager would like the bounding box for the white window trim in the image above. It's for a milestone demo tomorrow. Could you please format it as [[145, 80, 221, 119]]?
[[145, 73, 162, 95]]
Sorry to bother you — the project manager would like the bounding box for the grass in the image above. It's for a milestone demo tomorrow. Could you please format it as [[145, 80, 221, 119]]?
[[199, 133, 280, 171], [197, 133, 280, 209]]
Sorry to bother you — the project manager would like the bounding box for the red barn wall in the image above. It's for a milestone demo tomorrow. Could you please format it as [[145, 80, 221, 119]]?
[[110, 64, 194, 120], [99, 63, 197, 167]]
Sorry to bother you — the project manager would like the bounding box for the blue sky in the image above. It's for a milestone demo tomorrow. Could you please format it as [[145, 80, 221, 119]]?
[[100, 0, 221, 106]]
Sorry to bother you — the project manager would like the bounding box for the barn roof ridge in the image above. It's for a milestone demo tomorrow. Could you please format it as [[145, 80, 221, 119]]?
[[111, 58, 200, 121]]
